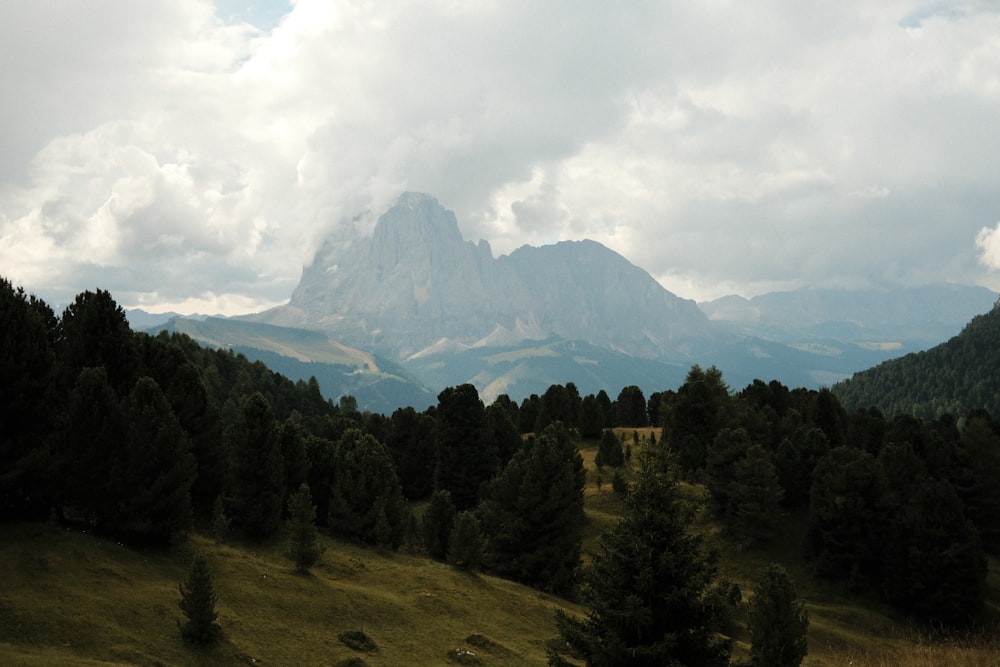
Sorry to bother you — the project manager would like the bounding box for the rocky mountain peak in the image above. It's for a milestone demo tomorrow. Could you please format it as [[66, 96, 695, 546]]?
[[252, 193, 711, 360]]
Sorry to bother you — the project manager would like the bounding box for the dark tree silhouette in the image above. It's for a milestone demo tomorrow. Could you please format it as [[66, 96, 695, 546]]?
[[747, 564, 809, 667], [480, 424, 585, 595], [285, 482, 324, 572], [551, 453, 730, 667], [434, 384, 493, 510], [227, 392, 285, 538], [178, 554, 222, 644]]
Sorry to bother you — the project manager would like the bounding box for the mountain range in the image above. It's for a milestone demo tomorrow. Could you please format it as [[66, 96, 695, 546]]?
[[137, 193, 998, 412]]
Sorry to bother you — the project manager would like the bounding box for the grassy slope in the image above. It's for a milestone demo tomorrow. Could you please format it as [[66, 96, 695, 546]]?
[[1, 435, 996, 666]]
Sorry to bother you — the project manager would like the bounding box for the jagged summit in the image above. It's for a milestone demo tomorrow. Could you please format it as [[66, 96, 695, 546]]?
[[251, 193, 710, 360]]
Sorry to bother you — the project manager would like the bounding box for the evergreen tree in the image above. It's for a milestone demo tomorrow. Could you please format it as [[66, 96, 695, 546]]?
[[705, 427, 752, 518], [484, 401, 523, 469], [479, 424, 585, 595], [58, 366, 128, 526], [285, 483, 325, 572], [117, 376, 197, 542], [578, 394, 606, 440], [951, 410, 1000, 552], [551, 454, 731, 667], [279, 418, 310, 500], [384, 406, 437, 500], [727, 444, 784, 543], [807, 446, 885, 580], [0, 278, 57, 518], [666, 365, 733, 476], [227, 392, 285, 538], [594, 429, 625, 469], [135, 333, 224, 517], [882, 478, 987, 624], [327, 428, 407, 548], [747, 564, 809, 667], [178, 554, 222, 644], [58, 288, 138, 394], [774, 426, 829, 508], [422, 489, 457, 561], [614, 385, 648, 427], [448, 510, 485, 572], [434, 384, 493, 510]]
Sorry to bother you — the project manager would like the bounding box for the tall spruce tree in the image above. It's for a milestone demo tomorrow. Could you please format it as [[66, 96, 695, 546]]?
[[551, 453, 731, 667], [178, 554, 222, 644], [666, 365, 733, 476], [384, 406, 437, 500], [727, 443, 784, 544], [807, 445, 885, 580], [433, 384, 493, 510], [448, 510, 485, 572], [285, 482, 324, 572], [59, 366, 128, 527], [479, 424, 585, 596], [227, 392, 285, 538], [0, 278, 57, 518], [881, 478, 987, 624], [747, 564, 809, 667], [422, 489, 457, 561], [117, 376, 197, 542], [327, 428, 407, 548], [58, 288, 138, 394]]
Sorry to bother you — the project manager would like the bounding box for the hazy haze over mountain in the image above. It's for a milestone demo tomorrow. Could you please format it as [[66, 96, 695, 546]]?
[[2, 1, 1000, 314]]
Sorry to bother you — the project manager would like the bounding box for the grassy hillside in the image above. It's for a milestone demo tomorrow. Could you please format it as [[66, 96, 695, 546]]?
[[1, 439, 997, 666], [0, 523, 575, 666]]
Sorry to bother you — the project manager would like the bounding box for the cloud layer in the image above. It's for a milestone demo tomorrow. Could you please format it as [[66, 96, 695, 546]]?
[[2, 0, 999, 313]]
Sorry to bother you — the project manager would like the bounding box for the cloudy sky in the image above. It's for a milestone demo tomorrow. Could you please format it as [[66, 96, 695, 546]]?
[[2, 0, 1000, 314]]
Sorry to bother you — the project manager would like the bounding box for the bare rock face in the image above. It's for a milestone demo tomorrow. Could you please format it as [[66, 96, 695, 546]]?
[[254, 192, 710, 360]]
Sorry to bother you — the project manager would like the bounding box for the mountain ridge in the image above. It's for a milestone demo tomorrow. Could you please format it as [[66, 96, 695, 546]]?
[[250, 192, 711, 361]]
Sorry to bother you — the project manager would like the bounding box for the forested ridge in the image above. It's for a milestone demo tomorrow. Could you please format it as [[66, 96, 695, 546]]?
[[2, 276, 999, 665], [834, 299, 1000, 419]]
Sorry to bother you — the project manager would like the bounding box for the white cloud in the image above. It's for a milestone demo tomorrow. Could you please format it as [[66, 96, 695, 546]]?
[[977, 222, 1000, 271], [2, 0, 1000, 313]]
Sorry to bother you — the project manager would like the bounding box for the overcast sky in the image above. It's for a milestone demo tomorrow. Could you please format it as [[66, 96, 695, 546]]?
[[2, 0, 1000, 314]]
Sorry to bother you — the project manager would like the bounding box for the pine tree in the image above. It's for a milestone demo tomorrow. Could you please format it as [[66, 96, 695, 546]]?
[[327, 428, 407, 547], [59, 366, 128, 527], [285, 483, 324, 572], [117, 376, 197, 542], [479, 424, 585, 595], [551, 453, 731, 667], [807, 446, 885, 579], [227, 392, 285, 538], [727, 444, 784, 544], [448, 510, 485, 571], [0, 278, 57, 519], [422, 489, 456, 561], [178, 554, 222, 644], [882, 478, 987, 624], [434, 384, 493, 510], [594, 429, 624, 469], [747, 564, 808, 667]]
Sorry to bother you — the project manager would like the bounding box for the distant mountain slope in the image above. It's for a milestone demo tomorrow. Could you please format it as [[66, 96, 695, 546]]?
[[832, 300, 1000, 419], [700, 284, 998, 347], [148, 317, 434, 414]]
